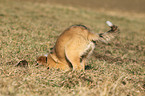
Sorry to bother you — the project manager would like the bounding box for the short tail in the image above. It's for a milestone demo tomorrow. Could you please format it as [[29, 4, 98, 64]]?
[[99, 21, 120, 44]]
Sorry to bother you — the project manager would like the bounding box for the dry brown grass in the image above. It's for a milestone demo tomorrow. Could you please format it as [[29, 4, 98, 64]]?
[[0, 0, 145, 96], [25, 0, 145, 13]]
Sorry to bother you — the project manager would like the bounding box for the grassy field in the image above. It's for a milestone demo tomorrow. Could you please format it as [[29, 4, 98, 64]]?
[[0, 0, 145, 96], [45, 0, 145, 13]]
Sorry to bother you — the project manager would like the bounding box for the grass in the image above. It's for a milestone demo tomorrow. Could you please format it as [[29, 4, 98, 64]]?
[[0, 0, 145, 96], [45, 0, 145, 13]]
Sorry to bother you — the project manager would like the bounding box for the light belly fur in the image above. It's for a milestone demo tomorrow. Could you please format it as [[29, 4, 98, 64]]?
[[81, 41, 95, 59]]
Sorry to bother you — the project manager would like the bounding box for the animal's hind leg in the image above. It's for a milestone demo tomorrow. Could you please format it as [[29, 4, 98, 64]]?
[[65, 43, 84, 71], [64, 36, 88, 71], [80, 58, 86, 71], [71, 57, 82, 71], [65, 50, 82, 71]]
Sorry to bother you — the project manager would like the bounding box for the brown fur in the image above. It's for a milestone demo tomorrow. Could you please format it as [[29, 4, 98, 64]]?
[[37, 24, 119, 71], [36, 56, 47, 66]]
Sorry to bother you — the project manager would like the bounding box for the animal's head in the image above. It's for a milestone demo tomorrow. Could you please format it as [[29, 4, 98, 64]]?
[[36, 55, 47, 66]]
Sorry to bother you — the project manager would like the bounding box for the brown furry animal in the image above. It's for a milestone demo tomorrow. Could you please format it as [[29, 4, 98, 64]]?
[[37, 21, 120, 71]]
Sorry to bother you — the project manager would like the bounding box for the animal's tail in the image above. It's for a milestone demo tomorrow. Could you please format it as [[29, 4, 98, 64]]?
[[98, 21, 120, 44]]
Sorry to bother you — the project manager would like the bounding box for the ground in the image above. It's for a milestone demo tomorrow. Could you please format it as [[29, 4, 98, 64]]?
[[0, 0, 145, 96]]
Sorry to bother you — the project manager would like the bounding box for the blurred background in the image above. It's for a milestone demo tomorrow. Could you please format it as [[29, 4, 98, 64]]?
[[36, 0, 145, 13]]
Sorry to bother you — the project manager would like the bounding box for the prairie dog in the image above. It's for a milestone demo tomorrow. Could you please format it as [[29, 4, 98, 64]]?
[[37, 21, 119, 71]]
